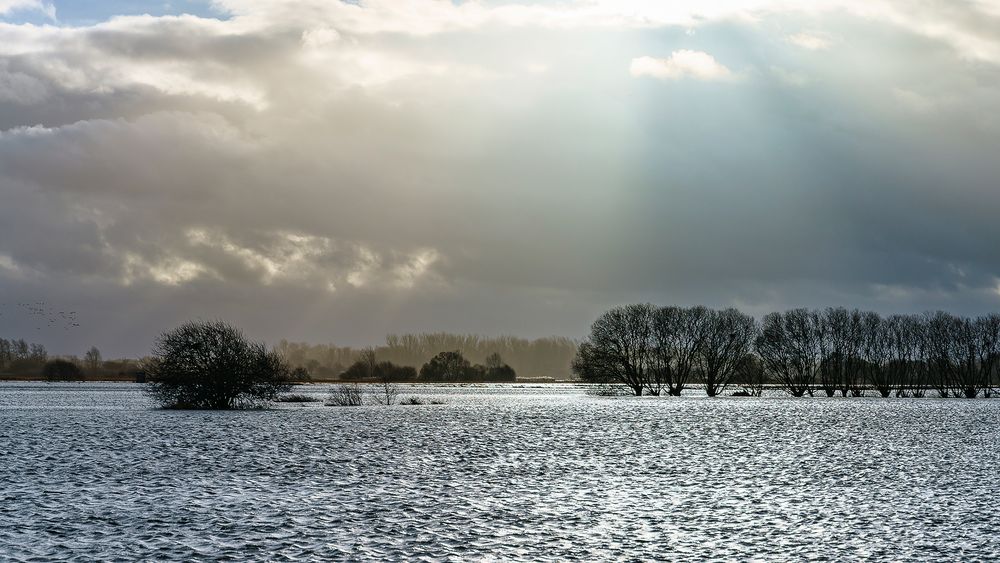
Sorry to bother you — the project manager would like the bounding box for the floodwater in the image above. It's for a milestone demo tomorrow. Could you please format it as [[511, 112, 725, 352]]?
[[1, 382, 998, 561]]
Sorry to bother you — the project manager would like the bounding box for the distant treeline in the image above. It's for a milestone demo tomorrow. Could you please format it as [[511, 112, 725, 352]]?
[[1, 332, 576, 382], [275, 333, 578, 380], [335, 350, 518, 384], [575, 305, 1000, 398], [0, 339, 134, 380], [0, 338, 49, 373]]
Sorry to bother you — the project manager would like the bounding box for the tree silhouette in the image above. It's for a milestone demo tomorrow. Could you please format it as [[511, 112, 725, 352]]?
[[420, 350, 472, 382], [145, 320, 292, 409], [84, 346, 102, 374], [572, 304, 654, 396], [43, 359, 83, 381], [756, 309, 820, 397], [698, 308, 757, 397]]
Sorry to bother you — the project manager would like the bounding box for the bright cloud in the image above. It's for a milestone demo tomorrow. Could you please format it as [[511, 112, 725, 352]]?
[[787, 32, 832, 51], [630, 50, 735, 81]]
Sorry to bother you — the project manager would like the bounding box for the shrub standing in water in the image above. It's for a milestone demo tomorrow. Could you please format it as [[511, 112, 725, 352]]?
[[327, 383, 364, 406], [145, 320, 292, 409], [372, 360, 402, 405]]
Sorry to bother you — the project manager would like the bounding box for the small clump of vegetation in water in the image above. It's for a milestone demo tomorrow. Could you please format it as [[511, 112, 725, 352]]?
[[326, 383, 364, 406], [326, 385, 445, 406], [583, 383, 630, 397], [400, 396, 444, 405], [274, 393, 320, 403]]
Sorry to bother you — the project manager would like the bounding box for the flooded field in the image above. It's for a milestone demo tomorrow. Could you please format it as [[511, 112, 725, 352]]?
[[1, 382, 998, 561]]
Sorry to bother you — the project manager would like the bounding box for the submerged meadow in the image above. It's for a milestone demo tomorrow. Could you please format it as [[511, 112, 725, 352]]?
[[1, 382, 998, 561]]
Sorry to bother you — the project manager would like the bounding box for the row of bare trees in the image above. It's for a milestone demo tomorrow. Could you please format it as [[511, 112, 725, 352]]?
[[573, 305, 756, 396], [0, 340, 127, 378], [574, 305, 1000, 398], [0, 338, 47, 372]]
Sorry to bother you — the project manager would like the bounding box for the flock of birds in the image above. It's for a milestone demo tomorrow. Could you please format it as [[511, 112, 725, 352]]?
[[0, 302, 82, 332]]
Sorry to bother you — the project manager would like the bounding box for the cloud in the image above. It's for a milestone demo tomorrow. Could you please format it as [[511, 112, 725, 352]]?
[[0, 1, 999, 356], [0, 1, 53, 19], [786, 32, 832, 51], [630, 50, 735, 81], [770, 65, 811, 87], [892, 87, 937, 114], [198, 1, 1000, 65], [0, 61, 46, 103]]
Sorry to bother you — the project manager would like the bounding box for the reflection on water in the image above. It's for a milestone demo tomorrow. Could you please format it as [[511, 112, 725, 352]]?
[[1, 382, 998, 561]]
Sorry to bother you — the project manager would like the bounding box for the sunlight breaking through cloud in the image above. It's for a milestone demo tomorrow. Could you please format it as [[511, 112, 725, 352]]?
[[630, 50, 735, 81], [0, 0, 998, 355]]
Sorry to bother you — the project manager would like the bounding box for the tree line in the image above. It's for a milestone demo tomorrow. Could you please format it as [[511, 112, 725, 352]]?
[[276, 332, 576, 380], [573, 305, 1000, 398], [338, 349, 516, 383], [0, 339, 134, 380], [1, 330, 542, 383], [0, 338, 48, 373]]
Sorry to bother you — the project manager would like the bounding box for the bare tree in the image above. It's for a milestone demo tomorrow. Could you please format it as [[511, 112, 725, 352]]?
[[0, 339, 11, 370], [818, 308, 865, 397], [935, 314, 1000, 399], [29, 343, 47, 364], [359, 347, 377, 380], [908, 316, 930, 398], [860, 312, 895, 398], [920, 312, 1000, 398], [735, 354, 767, 396], [13, 339, 29, 360], [84, 346, 102, 374], [372, 362, 401, 405], [485, 352, 504, 371], [698, 308, 757, 397], [950, 317, 984, 398], [884, 315, 920, 397], [651, 306, 709, 396], [572, 304, 655, 396], [755, 309, 821, 397], [925, 311, 958, 398], [974, 314, 1000, 398]]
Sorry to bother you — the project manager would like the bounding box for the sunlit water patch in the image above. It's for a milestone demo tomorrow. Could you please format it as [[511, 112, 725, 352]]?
[[1, 383, 998, 560]]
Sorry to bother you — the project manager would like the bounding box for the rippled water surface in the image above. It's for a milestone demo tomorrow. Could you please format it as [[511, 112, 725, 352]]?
[[2, 382, 999, 561]]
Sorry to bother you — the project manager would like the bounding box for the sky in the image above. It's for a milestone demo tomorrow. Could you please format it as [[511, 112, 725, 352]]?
[[1, 0, 1000, 358]]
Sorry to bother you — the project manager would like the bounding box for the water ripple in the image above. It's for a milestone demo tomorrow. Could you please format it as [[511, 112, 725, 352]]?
[[0, 383, 998, 561]]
